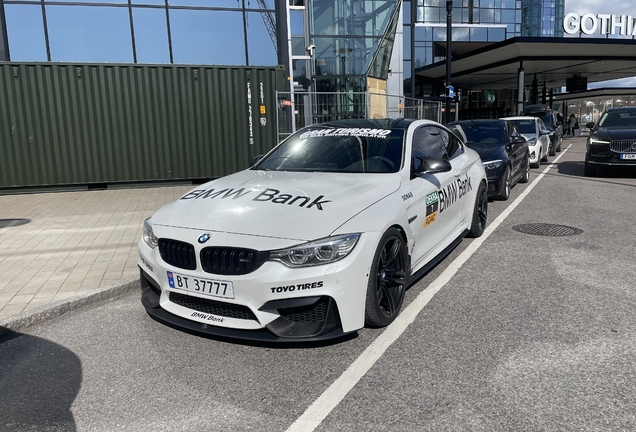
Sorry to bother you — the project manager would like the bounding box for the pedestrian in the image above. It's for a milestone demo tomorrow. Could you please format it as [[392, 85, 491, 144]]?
[[568, 114, 577, 137]]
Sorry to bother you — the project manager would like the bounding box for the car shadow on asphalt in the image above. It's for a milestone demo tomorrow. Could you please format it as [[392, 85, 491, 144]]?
[[0, 327, 81, 431], [554, 161, 636, 186]]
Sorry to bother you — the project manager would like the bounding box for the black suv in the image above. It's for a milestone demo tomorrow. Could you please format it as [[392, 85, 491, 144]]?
[[584, 107, 636, 176], [520, 105, 563, 156]]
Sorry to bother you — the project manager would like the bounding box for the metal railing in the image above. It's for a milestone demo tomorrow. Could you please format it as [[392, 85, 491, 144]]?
[[276, 91, 443, 143]]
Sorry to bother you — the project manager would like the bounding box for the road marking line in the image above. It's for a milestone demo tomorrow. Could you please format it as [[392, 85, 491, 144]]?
[[286, 144, 573, 432]]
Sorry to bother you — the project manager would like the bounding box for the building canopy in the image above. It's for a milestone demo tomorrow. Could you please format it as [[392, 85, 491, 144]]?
[[415, 37, 636, 91]]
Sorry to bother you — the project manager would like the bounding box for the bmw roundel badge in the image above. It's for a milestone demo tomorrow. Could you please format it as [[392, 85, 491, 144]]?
[[198, 233, 211, 244]]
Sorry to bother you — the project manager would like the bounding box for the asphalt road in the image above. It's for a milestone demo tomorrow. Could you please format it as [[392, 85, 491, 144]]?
[[2, 138, 636, 432]]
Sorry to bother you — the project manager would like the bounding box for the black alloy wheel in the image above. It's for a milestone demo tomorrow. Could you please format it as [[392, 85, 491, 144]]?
[[520, 156, 530, 183], [365, 228, 408, 327], [549, 140, 556, 156], [496, 165, 511, 201], [468, 181, 488, 238]]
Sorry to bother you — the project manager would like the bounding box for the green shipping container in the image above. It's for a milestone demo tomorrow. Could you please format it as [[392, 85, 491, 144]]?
[[0, 63, 284, 190]]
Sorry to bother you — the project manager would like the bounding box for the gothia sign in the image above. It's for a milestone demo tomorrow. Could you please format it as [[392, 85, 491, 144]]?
[[564, 13, 636, 36]]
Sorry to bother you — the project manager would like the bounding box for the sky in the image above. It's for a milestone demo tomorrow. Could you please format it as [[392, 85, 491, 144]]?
[[564, 0, 636, 88]]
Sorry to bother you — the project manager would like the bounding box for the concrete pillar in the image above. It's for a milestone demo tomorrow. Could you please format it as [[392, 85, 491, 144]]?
[[517, 63, 525, 114]]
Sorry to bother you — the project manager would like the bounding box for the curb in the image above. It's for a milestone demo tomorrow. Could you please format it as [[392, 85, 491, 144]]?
[[0, 277, 139, 333]]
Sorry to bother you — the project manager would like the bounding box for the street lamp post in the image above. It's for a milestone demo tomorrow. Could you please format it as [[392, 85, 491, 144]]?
[[445, 1, 452, 124]]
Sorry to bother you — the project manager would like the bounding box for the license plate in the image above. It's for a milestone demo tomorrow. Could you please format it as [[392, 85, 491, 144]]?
[[620, 154, 636, 160], [167, 271, 234, 299]]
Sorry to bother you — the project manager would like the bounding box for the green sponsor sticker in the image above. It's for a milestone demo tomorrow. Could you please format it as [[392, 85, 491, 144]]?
[[425, 191, 439, 206]]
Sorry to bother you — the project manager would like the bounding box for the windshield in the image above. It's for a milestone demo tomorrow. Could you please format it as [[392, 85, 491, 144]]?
[[510, 120, 536, 134], [598, 110, 636, 128], [253, 127, 404, 173], [448, 122, 505, 148], [539, 113, 554, 126]]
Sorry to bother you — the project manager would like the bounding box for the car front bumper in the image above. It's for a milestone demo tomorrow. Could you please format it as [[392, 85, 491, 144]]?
[[485, 168, 504, 196], [528, 144, 540, 164], [586, 143, 636, 167], [138, 230, 380, 342]]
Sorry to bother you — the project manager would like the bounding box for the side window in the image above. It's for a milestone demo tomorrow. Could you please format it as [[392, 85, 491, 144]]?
[[538, 119, 547, 133], [511, 124, 521, 138], [437, 126, 463, 158], [506, 122, 515, 139], [412, 126, 447, 159]]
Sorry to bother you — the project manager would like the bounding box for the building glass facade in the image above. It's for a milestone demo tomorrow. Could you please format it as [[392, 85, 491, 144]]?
[[0, 0, 564, 114], [521, 0, 564, 37], [403, 0, 528, 97], [0, 0, 278, 66], [308, 0, 400, 92]]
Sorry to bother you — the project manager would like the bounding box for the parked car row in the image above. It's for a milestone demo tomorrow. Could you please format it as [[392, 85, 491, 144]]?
[[448, 114, 554, 201]]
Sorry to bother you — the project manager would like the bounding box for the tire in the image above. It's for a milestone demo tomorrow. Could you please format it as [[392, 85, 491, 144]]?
[[556, 136, 562, 152], [520, 156, 530, 183], [541, 148, 549, 162], [584, 161, 597, 177], [468, 181, 488, 238], [549, 143, 556, 156], [496, 165, 511, 201], [365, 228, 408, 327]]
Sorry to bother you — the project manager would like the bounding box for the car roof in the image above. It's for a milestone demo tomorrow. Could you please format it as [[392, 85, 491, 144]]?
[[522, 105, 556, 113], [605, 107, 636, 113], [449, 119, 505, 126], [501, 116, 538, 121]]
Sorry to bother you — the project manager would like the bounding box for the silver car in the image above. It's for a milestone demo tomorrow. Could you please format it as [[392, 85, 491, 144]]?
[[501, 116, 551, 168]]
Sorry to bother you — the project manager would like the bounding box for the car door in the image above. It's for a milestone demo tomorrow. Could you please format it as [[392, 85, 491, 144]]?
[[537, 118, 550, 157], [506, 122, 525, 179], [409, 125, 466, 265]]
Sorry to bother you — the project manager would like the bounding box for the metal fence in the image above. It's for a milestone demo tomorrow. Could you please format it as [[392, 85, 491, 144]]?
[[276, 91, 443, 142]]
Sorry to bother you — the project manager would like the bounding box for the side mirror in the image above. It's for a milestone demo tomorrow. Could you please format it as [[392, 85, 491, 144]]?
[[585, 122, 595, 129], [512, 135, 526, 144], [250, 155, 263, 167], [540, 130, 550, 136], [412, 156, 452, 176]]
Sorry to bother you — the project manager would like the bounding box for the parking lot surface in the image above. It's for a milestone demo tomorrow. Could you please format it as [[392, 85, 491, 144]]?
[[0, 185, 190, 324], [2, 136, 636, 431]]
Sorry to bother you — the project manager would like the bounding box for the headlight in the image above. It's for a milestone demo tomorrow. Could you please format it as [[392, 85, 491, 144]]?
[[589, 137, 610, 145], [143, 218, 158, 249], [482, 160, 503, 170], [270, 234, 360, 268], [526, 138, 537, 146]]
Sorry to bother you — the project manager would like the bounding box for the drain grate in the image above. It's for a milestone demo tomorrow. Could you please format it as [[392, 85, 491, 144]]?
[[512, 223, 583, 237], [0, 218, 31, 229]]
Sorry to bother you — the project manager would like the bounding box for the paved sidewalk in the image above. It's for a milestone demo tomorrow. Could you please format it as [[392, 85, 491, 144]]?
[[0, 185, 191, 327]]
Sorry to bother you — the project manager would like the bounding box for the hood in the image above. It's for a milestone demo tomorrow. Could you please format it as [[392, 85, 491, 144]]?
[[593, 128, 636, 141], [520, 133, 538, 142], [151, 169, 402, 241], [465, 144, 507, 163]]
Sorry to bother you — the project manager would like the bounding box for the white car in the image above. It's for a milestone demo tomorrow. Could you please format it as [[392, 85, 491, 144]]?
[[138, 119, 488, 342], [501, 116, 551, 167]]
